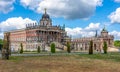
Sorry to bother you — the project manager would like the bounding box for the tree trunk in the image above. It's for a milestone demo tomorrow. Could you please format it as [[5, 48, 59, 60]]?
[[2, 49, 9, 60]]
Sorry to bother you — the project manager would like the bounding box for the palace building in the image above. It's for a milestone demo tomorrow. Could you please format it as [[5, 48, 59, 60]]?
[[4, 9, 70, 52], [4, 9, 114, 52]]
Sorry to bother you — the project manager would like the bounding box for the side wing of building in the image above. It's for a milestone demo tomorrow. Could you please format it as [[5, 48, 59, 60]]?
[[8, 29, 26, 52]]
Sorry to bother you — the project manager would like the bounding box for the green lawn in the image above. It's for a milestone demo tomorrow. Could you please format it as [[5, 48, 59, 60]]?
[[0, 52, 120, 72], [79, 52, 120, 62]]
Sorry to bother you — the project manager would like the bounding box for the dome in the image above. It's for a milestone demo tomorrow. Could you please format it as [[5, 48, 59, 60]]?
[[102, 26, 108, 32], [42, 13, 50, 19]]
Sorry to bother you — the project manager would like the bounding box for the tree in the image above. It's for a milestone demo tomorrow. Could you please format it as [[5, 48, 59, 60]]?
[[89, 40, 93, 54], [51, 43, 55, 53], [0, 44, 2, 51], [114, 40, 120, 48], [37, 46, 41, 53], [2, 33, 10, 60], [0, 39, 3, 45], [20, 43, 23, 54], [67, 42, 71, 53], [103, 41, 107, 54], [0, 39, 3, 51], [2, 40, 8, 59]]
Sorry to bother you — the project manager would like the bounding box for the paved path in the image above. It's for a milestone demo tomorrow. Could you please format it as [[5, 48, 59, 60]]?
[[0, 51, 120, 58], [11, 52, 88, 56], [0, 52, 88, 58]]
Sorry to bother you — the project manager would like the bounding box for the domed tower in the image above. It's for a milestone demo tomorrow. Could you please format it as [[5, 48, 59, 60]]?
[[40, 8, 52, 26], [101, 26, 108, 37]]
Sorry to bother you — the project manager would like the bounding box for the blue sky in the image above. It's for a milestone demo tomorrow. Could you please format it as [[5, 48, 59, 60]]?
[[0, 0, 120, 40]]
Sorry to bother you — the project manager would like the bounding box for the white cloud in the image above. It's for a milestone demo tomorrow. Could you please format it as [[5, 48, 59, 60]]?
[[66, 23, 120, 40], [65, 23, 101, 38], [0, 17, 36, 38], [20, 0, 103, 19], [109, 31, 120, 40], [114, 0, 120, 3], [85, 23, 100, 30], [65, 27, 82, 37], [0, 0, 15, 14], [20, 0, 42, 10], [108, 7, 120, 24]]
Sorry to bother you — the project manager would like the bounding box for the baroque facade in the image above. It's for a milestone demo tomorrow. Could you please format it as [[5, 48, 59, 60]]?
[[71, 28, 114, 52], [4, 9, 70, 52], [4, 9, 114, 52]]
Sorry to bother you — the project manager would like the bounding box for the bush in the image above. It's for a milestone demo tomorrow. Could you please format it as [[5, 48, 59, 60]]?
[[20, 43, 23, 54], [51, 43, 55, 53], [67, 42, 71, 53], [37, 46, 41, 53], [89, 40, 93, 54], [103, 41, 107, 54]]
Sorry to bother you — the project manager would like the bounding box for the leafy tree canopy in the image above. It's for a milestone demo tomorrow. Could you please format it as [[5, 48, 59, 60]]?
[[114, 40, 120, 48], [0, 39, 3, 45]]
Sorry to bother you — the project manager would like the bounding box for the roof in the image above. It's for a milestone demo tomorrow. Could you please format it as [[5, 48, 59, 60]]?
[[102, 26, 108, 32]]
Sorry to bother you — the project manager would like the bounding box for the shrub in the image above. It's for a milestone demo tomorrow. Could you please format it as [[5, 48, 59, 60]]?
[[20, 43, 23, 54], [89, 40, 93, 54], [51, 43, 55, 53], [67, 42, 71, 53], [103, 41, 107, 54], [37, 46, 41, 53]]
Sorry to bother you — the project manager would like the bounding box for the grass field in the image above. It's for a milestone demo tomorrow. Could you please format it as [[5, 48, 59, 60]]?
[[0, 52, 120, 72]]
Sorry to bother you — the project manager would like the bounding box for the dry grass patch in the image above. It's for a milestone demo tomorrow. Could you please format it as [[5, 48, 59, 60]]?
[[0, 53, 120, 72]]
